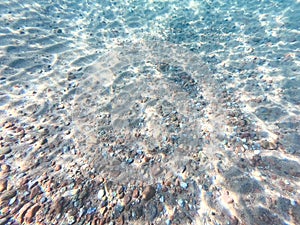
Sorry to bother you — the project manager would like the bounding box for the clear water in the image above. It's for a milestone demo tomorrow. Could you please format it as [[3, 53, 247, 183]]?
[[0, 0, 299, 224]]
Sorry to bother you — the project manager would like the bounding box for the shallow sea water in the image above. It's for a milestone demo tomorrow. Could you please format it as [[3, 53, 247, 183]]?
[[0, 0, 300, 225]]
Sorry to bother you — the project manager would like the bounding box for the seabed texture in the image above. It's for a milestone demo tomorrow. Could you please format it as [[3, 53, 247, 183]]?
[[0, 0, 300, 225]]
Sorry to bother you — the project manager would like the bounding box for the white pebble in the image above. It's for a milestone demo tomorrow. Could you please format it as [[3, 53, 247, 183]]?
[[9, 196, 17, 205], [254, 150, 261, 155], [97, 189, 105, 199], [242, 144, 249, 150], [159, 196, 164, 203], [180, 182, 188, 189], [67, 215, 75, 224], [178, 199, 185, 207]]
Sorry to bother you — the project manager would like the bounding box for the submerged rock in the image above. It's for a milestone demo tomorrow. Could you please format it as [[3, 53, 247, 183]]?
[[142, 185, 156, 201]]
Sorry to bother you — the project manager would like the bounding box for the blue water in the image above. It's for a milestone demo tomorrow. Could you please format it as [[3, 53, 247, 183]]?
[[0, 0, 300, 225]]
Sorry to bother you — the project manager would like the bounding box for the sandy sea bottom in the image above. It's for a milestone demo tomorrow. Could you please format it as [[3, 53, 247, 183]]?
[[0, 0, 300, 225]]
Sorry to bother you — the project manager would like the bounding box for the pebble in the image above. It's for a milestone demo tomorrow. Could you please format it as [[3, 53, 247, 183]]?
[[41, 138, 48, 145], [166, 219, 171, 225], [0, 147, 11, 158], [123, 194, 131, 205], [260, 139, 277, 150], [24, 204, 41, 223], [55, 164, 62, 171], [1, 164, 10, 173], [87, 207, 97, 214], [159, 196, 164, 203], [178, 199, 185, 207], [142, 185, 156, 201], [101, 200, 108, 208], [0, 190, 17, 203], [30, 185, 41, 199], [63, 188, 79, 197], [98, 189, 105, 199], [180, 182, 188, 189], [51, 197, 63, 215], [67, 215, 76, 224], [117, 185, 124, 194], [132, 189, 139, 198], [0, 179, 7, 192], [151, 165, 163, 176], [99, 206, 107, 215], [17, 202, 33, 223], [254, 150, 261, 155], [9, 196, 17, 205], [242, 144, 249, 150], [4, 122, 13, 128], [126, 158, 134, 164]]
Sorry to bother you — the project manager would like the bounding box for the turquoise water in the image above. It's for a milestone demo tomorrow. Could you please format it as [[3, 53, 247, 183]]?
[[0, 0, 300, 224]]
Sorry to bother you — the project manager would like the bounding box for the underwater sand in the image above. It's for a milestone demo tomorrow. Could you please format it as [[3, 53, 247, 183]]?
[[0, 0, 300, 224]]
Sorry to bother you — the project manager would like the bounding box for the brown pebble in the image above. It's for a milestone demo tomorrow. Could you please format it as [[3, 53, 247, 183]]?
[[54, 164, 62, 171], [0, 190, 17, 203], [24, 204, 40, 223], [117, 185, 123, 194], [10, 202, 24, 215], [0, 180, 7, 192], [222, 191, 234, 204], [38, 173, 48, 184], [142, 185, 156, 201], [17, 202, 33, 223], [20, 177, 29, 191], [164, 180, 172, 187], [260, 139, 277, 150], [143, 156, 151, 163], [118, 192, 124, 199], [4, 122, 13, 128], [132, 189, 139, 198], [30, 185, 41, 200], [99, 177, 104, 183], [162, 186, 168, 192], [16, 127, 23, 132], [50, 197, 63, 215], [28, 138, 37, 144], [123, 194, 131, 205], [1, 164, 10, 173]]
